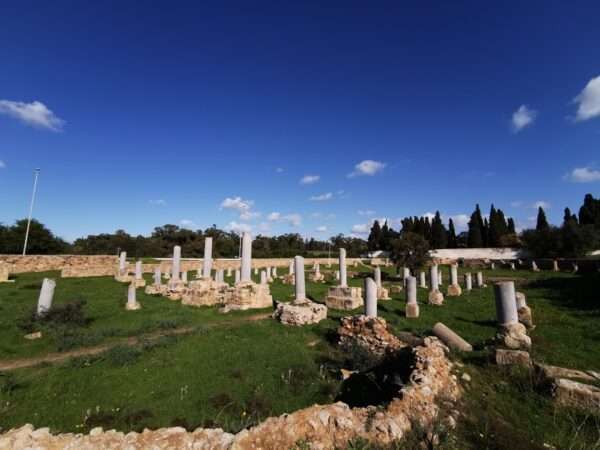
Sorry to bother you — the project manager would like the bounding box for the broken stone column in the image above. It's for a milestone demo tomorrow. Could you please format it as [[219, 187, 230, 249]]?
[[289, 260, 294, 274], [405, 276, 419, 318], [134, 261, 146, 287], [464, 273, 472, 291], [490, 262, 495, 270], [294, 256, 306, 303], [335, 270, 340, 281], [419, 271, 427, 289], [119, 251, 127, 274], [432, 322, 473, 352], [254, 267, 258, 276], [532, 261, 539, 272], [428, 265, 444, 305], [372, 267, 390, 300], [203, 237, 213, 278], [153, 267, 161, 286], [553, 260, 559, 272], [182, 271, 188, 283], [516, 291, 534, 328], [37, 278, 56, 315], [364, 277, 377, 317], [476, 271, 485, 288], [171, 246, 181, 281], [273, 267, 278, 277], [126, 281, 141, 310], [494, 281, 531, 349], [234, 269, 240, 284], [510, 262, 516, 271], [447, 264, 462, 296], [572, 262, 579, 273], [339, 248, 348, 287], [260, 270, 267, 285], [216, 269, 224, 283], [309, 260, 325, 282], [240, 232, 252, 282], [227, 267, 232, 277]]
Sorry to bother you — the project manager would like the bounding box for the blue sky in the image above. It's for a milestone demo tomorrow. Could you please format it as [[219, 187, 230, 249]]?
[[1, 1, 599, 242]]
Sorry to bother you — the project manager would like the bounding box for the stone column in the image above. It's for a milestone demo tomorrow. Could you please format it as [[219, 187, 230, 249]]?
[[465, 273, 472, 291], [493, 281, 519, 326], [532, 261, 539, 272], [315, 263, 320, 275], [339, 248, 347, 287], [572, 263, 578, 273], [405, 276, 419, 318], [119, 252, 127, 274], [289, 260, 294, 274], [127, 281, 140, 310], [450, 264, 458, 286], [171, 246, 181, 281], [335, 270, 340, 281], [235, 269, 241, 284], [216, 269, 224, 283], [430, 265, 439, 291], [491, 262, 495, 270], [202, 237, 213, 278], [240, 232, 252, 282], [364, 277, 377, 317], [227, 267, 232, 277], [294, 255, 306, 303], [432, 323, 473, 352], [154, 267, 161, 286], [510, 262, 516, 270], [419, 271, 427, 288], [182, 271, 188, 283], [254, 267, 258, 276], [135, 261, 143, 280], [438, 269, 443, 285], [260, 270, 267, 285], [476, 272, 484, 287], [273, 267, 278, 277], [553, 260, 559, 272], [37, 278, 56, 315], [374, 267, 382, 288]]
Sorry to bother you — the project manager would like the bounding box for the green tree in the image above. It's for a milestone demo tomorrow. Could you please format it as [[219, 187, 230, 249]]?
[[447, 218, 457, 248], [430, 211, 447, 248], [367, 220, 382, 251], [536, 206, 550, 231], [389, 232, 430, 271]]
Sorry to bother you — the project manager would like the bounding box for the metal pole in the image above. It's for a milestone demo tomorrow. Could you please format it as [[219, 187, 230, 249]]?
[[23, 168, 41, 256]]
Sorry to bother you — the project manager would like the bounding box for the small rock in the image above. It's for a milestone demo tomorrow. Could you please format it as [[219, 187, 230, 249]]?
[[24, 331, 42, 340], [461, 373, 471, 382]]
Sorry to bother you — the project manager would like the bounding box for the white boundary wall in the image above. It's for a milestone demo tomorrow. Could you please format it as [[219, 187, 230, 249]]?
[[430, 248, 526, 261]]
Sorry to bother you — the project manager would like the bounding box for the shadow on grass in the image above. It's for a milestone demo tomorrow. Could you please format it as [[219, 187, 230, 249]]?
[[528, 273, 600, 314]]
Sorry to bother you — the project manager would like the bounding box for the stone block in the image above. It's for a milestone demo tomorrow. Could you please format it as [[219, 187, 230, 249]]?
[[446, 284, 462, 297], [325, 286, 363, 310], [428, 290, 444, 305], [273, 300, 327, 326], [495, 349, 531, 366]]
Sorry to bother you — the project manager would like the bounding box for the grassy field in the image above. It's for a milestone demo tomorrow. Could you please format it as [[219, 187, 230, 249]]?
[[0, 264, 599, 449]]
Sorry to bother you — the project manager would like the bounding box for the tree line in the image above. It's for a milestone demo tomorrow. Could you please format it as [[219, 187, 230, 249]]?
[[1, 194, 598, 259]]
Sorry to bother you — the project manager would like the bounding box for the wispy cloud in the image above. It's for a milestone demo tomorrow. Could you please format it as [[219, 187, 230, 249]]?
[[357, 209, 375, 216], [227, 221, 252, 233], [221, 196, 259, 221], [0, 100, 65, 132], [510, 201, 523, 208], [316, 225, 328, 232], [532, 201, 550, 210], [275, 167, 284, 173], [309, 192, 333, 201], [563, 166, 600, 183], [267, 212, 301, 226], [149, 199, 167, 206], [348, 160, 386, 178], [573, 75, 600, 122], [0, 160, 5, 169], [351, 223, 369, 234], [300, 174, 320, 185], [511, 105, 537, 132], [180, 219, 197, 229]]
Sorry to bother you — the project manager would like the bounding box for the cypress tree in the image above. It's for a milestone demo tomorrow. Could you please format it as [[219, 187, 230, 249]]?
[[447, 218, 457, 248], [536, 207, 550, 231], [430, 211, 448, 248], [368, 220, 382, 251], [468, 209, 483, 248], [507, 218, 516, 234]]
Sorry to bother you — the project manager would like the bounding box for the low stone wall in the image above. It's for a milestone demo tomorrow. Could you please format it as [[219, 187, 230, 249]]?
[[0, 255, 364, 278], [0, 338, 459, 449], [430, 248, 526, 263], [0, 255, 117, 275]]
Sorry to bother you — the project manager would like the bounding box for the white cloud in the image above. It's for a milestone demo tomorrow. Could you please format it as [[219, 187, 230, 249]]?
[[0, 160, 5, 169], [532, 201, 551, 210], [510, 201, 523, 208], [316, 225, 328, 232], [0, 100, 65, 132], [357, 209, 375, 216], [300, 174, 320, 185], [275, 167, 284, 173], [267, 212, 301, 227], [511, 105, 537, 132], [149, 199, 167, 206], [240, 210, 261, 221], [282, 213, 302, 227], [309, 192, 333, 201], [422, 212, 436, 221], [180, 219, 196, 229], [573, 75, 600, 122], [221, 196, 254, 212], [351, 224, 369, 234], [563, 167, 600, 183], [227, 221, 252, 233], [348, 160, 386, 178], [448, 214, 469, 231]]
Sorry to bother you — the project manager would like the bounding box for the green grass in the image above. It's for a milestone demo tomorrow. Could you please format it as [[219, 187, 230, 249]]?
[[0, 265, 599, 448]]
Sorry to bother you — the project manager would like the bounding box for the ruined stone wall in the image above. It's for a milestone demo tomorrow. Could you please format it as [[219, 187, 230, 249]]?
[[0, 338, 459, 449], [0, 255, 364, 278]]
